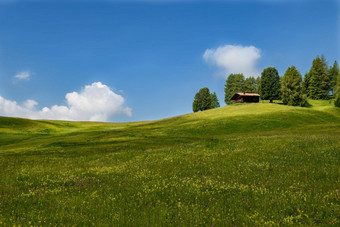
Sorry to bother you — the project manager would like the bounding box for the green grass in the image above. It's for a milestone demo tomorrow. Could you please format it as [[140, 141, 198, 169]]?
[[0, 100, 339, 226]]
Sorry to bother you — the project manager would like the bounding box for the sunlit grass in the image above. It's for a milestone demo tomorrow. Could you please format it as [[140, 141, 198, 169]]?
[[0, 100, 339, 225]]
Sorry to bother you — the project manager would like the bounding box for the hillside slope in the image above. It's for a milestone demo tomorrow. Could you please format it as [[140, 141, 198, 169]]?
[[0, 101, 339, 225]]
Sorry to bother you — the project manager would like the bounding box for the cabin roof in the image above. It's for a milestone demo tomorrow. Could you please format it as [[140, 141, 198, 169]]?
[[231, 92, 260, 100]]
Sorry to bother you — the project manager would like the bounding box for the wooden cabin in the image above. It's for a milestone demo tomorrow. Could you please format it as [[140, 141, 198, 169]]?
[[230, 92, 260, 103]]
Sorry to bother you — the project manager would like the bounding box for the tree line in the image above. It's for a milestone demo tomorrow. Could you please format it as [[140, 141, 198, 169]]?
[[193, 55, 340, 112]]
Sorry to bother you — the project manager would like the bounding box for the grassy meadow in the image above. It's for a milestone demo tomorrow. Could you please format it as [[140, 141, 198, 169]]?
[[0, 100, 339, 226]]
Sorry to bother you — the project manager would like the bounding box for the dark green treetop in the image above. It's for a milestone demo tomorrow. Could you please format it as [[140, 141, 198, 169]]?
[[281, 66, 306, 106], [224, 74, 245, 104], [320, 55, 329, 74], [192, 87, 212, 112], [259, 67, 281, 102], [244, 77, 258, 93], [255, 76, 261, 93], [192, 94, 200, 113], [210, 92, 220, 109], [302, 72, 311, 97], [308, 56, 330, 99]]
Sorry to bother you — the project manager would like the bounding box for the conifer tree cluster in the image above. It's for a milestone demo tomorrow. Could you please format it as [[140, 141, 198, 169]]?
[[192, 87, 220, 112], [194, 55, 340, 111], [303, 56, 339, 100]]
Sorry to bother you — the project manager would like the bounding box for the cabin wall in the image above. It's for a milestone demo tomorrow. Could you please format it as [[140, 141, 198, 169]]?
[[243, 96, 259, 103], [232, 96, 259, 103], [232, 97, 243, 104]]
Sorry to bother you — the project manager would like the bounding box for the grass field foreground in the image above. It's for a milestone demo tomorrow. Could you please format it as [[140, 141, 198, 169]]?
[[0, 100, 339, 225]]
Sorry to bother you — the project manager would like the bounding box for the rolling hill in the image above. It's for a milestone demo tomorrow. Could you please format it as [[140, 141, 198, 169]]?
[[0, 100, 339, 225]]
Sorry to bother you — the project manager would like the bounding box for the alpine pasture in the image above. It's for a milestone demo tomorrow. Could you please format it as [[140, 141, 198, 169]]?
[[0, 100, 339, 225]]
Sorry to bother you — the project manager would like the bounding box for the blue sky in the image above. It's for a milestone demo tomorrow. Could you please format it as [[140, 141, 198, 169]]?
[[0, 0, 339, 122]]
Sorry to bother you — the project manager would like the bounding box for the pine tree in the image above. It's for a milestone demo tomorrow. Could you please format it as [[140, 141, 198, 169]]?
[[308, 56, 330, 99], [244, 77, 257, 93], [224, 74, 245, 104], [259, 67, 281, 102], [255, 76, 261, 93], [192, 87, 212, 112], [281, 66, 306, 106], [192, 93, 200, 112], [328, 61, 339, 96], [320, 55, 329, 73], [210, 92, 220, 109], [302, 72, 311, 97], [201, 88, 212, 111]]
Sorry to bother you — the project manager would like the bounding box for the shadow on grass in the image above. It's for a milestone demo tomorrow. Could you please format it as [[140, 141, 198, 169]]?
[[272, 101, 312, 108]]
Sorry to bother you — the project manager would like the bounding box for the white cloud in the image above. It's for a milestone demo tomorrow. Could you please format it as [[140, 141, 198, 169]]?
[[23, 99, 38, 109], [14, 71, 31, 80], [0, 82, 132, 122], [203, 44, 261, 78]]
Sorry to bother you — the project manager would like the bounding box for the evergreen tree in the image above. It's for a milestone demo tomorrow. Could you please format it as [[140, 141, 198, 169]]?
[[320, 55, 329, 73], [244, 77, 257, 93], [308, 56, 330, 99], [302, 72, 311, 97], [210, 92, 220, 108], [200, 88, 212, 111], [281, 66, 306, 106], [328, 61, 339, 95], [255, 76, 261, 93], [192, 87, 212, 112], [224, 74, 245, 104], [259, 67, 281, 102], [192, 93, 200, 112], [335, 73, 340, 107]]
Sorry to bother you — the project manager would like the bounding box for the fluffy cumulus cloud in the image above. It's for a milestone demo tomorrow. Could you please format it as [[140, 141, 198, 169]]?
[[0, 82, 132, 122], [14, 70, 31, 80], [203, 44, 261, 78]]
